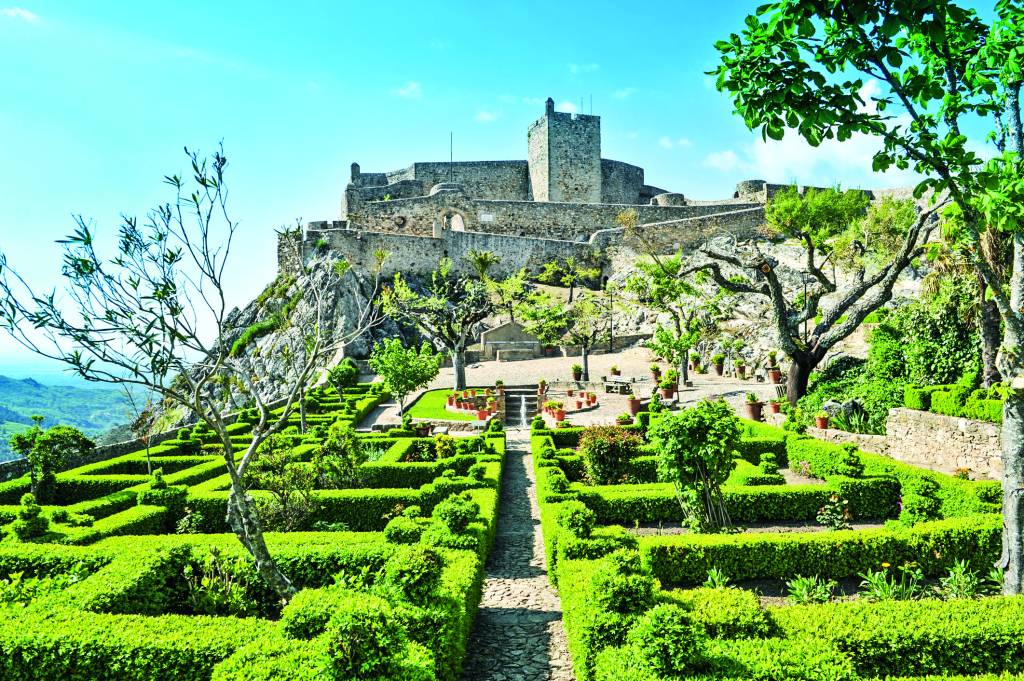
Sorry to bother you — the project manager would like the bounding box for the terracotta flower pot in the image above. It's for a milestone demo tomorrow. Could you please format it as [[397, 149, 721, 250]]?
[[815, 416, 830, 429], [743, 402, 763, 421], [447, 396, 455, 406], [769, 368, 782, 384], [588, 394, 597, 405], [769, 402, 781, 414], [477, 409, 489, 421], [660, 387, 675, 399], [714, 363, 724, 376], [576, 400, 583, 410], [627, 398, 641, 415], [572, 372, 582, 381], [567, 388, 575, 397], [737, 366, 746, 379], [554, 409, 566, 422]]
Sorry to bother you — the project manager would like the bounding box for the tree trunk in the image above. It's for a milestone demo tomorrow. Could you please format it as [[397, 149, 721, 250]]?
[[226, 482, 296, 601], [452, 348, 467, 391], [979, 293, 1002, 388], [786, 354, 814, 405], [298, 386, 307, 434], [1000, 394, 1024, 594], [581, 345, 590, 382], [680, 347, 690, 386]]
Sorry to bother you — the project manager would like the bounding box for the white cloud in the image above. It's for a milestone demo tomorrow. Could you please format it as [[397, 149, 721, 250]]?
[[1, 7, 39, 22], [569, 62, 599, 74], [393, 81, 422, 99], [474, 110, 498, 123], [613, 87, 636, 99], [704, 150, 740, 172], [659, 136, 693, 150], [556, 101, 577, 114]]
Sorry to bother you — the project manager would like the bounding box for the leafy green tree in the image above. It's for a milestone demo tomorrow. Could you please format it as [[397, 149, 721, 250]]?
[[367, 338, 441, 414], [686, 186, 935, 404], [518, 290, 610, 381], [712, 0, 1024, 592], [466, 249, 501, 281], [628, 254, 723, 385], [10, 417, 94, 503], [538, 256, 601, 303], [381, 257, 492, 391], [649, 399, 740, 532], [327, 358, 360, 395], [487, 267, 531, 324]]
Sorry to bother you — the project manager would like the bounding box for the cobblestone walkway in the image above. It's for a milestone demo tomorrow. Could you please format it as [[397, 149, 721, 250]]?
[[460, 430, 575, 681]]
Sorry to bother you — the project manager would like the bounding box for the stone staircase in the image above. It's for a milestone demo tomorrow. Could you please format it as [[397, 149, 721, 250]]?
[[501, 385, 538, 427]]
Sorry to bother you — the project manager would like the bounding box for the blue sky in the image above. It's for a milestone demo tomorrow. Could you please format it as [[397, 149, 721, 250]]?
[[0, 1, 997, 380]]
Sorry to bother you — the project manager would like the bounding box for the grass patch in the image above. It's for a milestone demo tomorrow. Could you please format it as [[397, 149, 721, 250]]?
[[406, 389, 476, 421]]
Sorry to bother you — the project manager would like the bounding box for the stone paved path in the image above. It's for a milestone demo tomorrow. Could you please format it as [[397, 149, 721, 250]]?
[[460, 430, 575, 681]]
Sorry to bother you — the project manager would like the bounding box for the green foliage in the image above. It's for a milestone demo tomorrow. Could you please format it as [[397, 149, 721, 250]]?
[[323, 591, 410, 679], [649, 400, 740, 531], [10, 493, 49, 541], [381, 545, 443, 602], [578, 426, 643, 486], [368, 339, 440, 414], [641, 514, 1000, 585], [624, 604, 707, 677], [327, 358, 360, 394], [430, 492, 479, 534], [786, 574, 837, 605], [899, 476, 942, 525], [558, 500, 597, 539], [184, 547, 257, 618]]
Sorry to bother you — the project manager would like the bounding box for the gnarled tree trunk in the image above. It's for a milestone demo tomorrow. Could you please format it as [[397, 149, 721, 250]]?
[[1000, 395, 1024, 594]]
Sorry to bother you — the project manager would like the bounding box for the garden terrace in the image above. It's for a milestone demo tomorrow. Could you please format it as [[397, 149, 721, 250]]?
[[529, 408, 1016, 681], [0, 382, 507, 680]]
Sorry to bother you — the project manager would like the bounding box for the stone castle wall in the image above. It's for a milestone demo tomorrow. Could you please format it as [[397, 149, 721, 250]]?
[[346, 189, 762, 242], [303, 223, 596, 280], [600, 159, 645, 204]]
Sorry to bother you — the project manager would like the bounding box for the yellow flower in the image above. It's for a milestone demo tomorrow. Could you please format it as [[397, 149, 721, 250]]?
[[881, 562, 891, 569]]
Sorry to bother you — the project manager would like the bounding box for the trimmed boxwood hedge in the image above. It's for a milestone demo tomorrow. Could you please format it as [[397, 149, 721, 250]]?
[[640, 513, 1001, 585]]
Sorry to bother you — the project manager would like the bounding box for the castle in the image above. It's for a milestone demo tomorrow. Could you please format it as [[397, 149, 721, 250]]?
[[280, 99, 814, 278]]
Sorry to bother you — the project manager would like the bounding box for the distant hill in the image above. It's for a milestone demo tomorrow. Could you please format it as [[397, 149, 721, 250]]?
[[0, 376, 135, 461]]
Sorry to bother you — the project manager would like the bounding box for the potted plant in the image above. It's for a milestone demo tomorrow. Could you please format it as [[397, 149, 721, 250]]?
[[768, 398, 782, 414], [665, 368, 679, 390], [815, 411, 830, 429], [768, 367, 783, 384], [414, 421, 433, 437], [537, 379, 547, 396], [575, 397, 584, 410], [587, 391, 597, 406], [735, 358, 747, 379], [650, 363, 662, 380], [553, 401, 566, 422], [659, 378, 676, 399], [689, 352, 700, 370], [495, 379, 504, 395], [447, 393, 456, 407], [627, 393, 642, 415], [743, 392, 763, 421], [477, 407, 489, 421], [712, 353, 725, 375], [610, 364, 621, 376], [571, 363, 583, 381]]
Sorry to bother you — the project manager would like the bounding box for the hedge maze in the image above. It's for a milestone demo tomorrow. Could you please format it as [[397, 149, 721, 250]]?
[[532, 414, 1020, 681], [0, 383, 505, 680]]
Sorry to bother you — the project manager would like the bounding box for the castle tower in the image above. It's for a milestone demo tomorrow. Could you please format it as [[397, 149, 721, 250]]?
[[527, 97, 602, 203]]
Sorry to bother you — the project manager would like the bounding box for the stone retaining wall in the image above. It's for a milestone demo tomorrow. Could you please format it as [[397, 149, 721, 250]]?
[[804, 407, 1002, 481]]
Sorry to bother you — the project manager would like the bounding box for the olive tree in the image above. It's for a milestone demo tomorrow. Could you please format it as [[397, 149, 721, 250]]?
[[381, 257, 492, 391], [0, 146, 381, 601], [711, 0, 1024, 592]]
